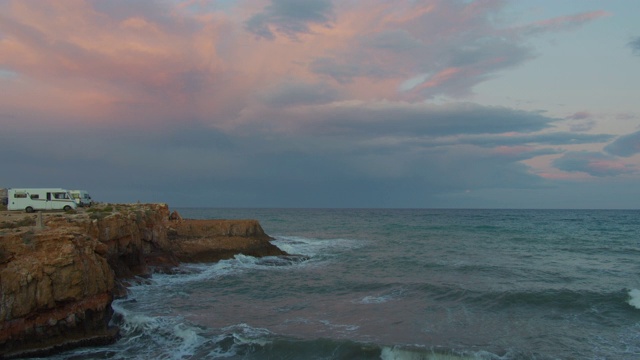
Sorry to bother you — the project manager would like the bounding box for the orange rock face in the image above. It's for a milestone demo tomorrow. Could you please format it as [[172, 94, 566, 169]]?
[[0, 204, 284, 358], [0, 216, 116, 357], [166, 219, 286, 262]]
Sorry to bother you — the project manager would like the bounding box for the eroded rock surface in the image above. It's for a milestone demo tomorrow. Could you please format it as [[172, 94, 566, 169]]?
[[0, 204, 285, 358], [166, 219, 284, 262]]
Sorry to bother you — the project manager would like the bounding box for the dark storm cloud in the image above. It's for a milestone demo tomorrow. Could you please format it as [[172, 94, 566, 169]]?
[[245, 0, 334, 40], [277, 102, 556, 137], [604, 130, 640, 157]]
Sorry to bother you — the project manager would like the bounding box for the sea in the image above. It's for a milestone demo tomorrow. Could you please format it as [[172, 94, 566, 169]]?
[[41, 208, 640, 360]]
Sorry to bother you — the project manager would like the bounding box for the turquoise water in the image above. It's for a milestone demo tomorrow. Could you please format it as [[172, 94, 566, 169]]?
[[44, 209, 640, 359]]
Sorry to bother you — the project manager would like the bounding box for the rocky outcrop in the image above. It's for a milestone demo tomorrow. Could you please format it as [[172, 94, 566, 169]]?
[[166, 219, 284, 262], [0, 216, 117, 358], [0, 204, 286, 358]]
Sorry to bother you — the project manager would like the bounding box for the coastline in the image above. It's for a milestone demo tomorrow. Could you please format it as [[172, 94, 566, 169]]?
[[0, 203, 286, 359]]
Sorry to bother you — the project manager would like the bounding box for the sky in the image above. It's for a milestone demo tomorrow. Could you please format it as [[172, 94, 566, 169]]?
[[1, 0, 639, 209]]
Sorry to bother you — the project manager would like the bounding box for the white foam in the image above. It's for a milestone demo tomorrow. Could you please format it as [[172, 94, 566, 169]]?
[[380, 346, 476, 360], [359, 295, 393, 304], [272, 235, 364, 258], [355, 287, 407, 304], [223, 323, 274, 346], [110, 300, 207, 359], [628, 289, 640, 309], [136, 253, 299, 289], [318, 319, 360, 332]]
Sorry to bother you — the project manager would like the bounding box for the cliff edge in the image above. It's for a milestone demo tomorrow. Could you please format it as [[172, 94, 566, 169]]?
[[0, 204, 286, 358]]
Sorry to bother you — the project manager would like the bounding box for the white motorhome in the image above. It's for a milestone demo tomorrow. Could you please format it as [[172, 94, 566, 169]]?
[[69, 190, 93, 207], [7, 188, 78, 213]]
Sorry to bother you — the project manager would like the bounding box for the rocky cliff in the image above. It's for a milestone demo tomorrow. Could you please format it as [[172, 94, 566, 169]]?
[[166, 219, 283, 262], [0, 204, 285, 358]]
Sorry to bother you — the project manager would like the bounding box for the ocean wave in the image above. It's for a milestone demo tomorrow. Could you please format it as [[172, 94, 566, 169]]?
[[223, 323, 275, 346], [129, 253, 309, 290], [108, 301, 210, 359], [355, 287, 407, 304], [628, 288, 640, 309], [409, 283, 637, 316], [272, 235, 365, 258], [380, 345, 494, 360]]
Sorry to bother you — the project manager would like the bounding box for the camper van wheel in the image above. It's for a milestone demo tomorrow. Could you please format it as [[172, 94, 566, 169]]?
[[63, 205, 72, 211], [25, 206, 34, 213]]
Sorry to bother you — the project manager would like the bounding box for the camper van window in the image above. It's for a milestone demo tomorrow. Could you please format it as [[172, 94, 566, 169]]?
[[14, 193, 27, 198], [30, 194, 40, 199], [54, 192, 68, 199]]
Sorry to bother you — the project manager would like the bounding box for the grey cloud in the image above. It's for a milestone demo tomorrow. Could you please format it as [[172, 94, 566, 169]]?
[[461, 132, 613, 148], [517, 11, 609, 36], [363, 29, 423, 52], [245, 0, 334, 40], [604, 130, 640, 157], [628, 36, 640, 55], [309, 56, 400, 83], [305, 5, 602, 99], [568, 120, 596, 132], [279, 102, 556, 137], [309, 11, 533, 96], [565, 112, 595, 132], [88, 0, 172, 24], [553, 151, 635, 177], [449, 37, 531, 69], [347, 144, 547, 195], [413, 37, 532, 98], [1, 101, 624, 208], [259, 81, 341, 107], [566, 111, 591, 120], [195, 140, 548, 207]]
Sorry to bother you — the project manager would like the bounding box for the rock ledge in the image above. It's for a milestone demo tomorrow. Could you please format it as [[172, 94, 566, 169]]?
[[0, 204, 286, 358]]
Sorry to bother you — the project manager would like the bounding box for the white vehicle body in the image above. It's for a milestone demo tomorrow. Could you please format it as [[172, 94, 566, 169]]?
[[7, 188, 78, 213], [69, 190, 93, 207]]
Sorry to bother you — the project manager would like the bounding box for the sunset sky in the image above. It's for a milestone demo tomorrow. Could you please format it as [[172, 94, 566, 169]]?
[[1, 0, 639, 208]]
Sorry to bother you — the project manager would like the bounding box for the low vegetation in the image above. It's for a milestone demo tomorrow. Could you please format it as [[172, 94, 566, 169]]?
[[0, 216, 36, 229], [87, 204, 116, 220]]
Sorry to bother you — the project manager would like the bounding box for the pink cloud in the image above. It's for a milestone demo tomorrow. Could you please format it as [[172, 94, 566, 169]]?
[[0, 0, 610, 133], [419, 67, 462, 89]]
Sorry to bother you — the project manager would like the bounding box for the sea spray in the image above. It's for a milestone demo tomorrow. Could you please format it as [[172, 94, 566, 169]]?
[[380, 346, 487, 360], [628, 289, 640, 309]]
